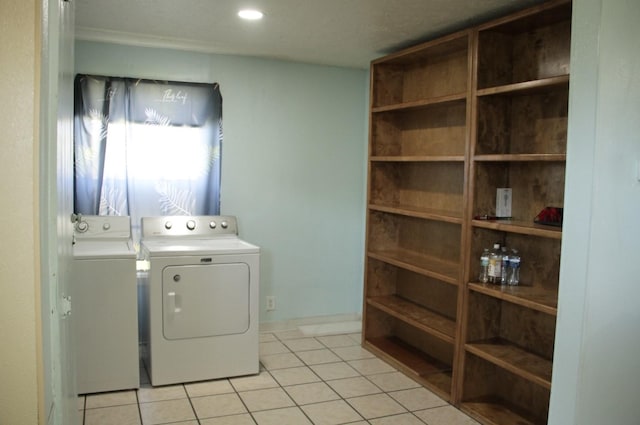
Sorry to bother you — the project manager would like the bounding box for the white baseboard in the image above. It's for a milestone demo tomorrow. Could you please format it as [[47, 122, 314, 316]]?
[[259, 313, 361, 334], [298, 320, 361, 337]]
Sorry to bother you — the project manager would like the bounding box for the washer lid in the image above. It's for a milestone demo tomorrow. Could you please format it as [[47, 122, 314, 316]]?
[[73, 240, 136, 259], [142, 237, 259, 256]]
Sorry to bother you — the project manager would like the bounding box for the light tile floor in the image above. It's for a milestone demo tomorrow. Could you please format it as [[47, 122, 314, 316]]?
[[78, 330, 479, 425]]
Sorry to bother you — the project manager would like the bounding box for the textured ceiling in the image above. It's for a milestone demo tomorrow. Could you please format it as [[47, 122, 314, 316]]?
[[75, 0, 544, 69]]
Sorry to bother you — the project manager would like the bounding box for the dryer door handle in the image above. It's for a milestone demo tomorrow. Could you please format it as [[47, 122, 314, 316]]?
[[167, 291, 182, 314]]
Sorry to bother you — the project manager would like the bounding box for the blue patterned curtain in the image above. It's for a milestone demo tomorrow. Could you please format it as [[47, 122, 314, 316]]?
[[73, 75, 222, 246]]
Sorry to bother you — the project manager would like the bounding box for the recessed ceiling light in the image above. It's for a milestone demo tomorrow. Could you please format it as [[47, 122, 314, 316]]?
[[238, 9, 264, 20]]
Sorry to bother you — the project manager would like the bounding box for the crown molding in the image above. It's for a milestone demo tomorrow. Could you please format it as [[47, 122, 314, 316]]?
[[74, 26, 236, 56]]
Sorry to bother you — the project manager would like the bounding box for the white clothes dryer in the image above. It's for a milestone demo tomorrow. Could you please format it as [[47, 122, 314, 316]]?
[[140, 215, 260, 386], [71, 215, 139, 394]]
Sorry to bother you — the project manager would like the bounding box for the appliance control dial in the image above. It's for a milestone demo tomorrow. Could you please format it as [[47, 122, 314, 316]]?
[[165, 221, 173, 230], [186, 220, 196, 230], [209, 221, 216, 229], [221, 221, 228, 229], [76, 220, 89, 232], [102, 223, 111, 231]]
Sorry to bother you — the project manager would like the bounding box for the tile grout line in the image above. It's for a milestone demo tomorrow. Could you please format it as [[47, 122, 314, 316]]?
[[227, 373, 259, 425], [138, 359, 149, 425], [264, 331, 367, 423], [81, 395, 87, 425], [81, 331, 467, 425], [269, 332, 441, 424], [134, 390, 143, 425], [271, 332, 418, 424], [182, 382, 202, 425]]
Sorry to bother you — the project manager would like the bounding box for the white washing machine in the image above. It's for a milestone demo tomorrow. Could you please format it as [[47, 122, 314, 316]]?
[[71, 215, 139, 394], [140, 215, 260, 386]]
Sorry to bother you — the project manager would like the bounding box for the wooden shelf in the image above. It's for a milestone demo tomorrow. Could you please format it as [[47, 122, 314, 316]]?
[[477, 0, 571, 33], [476, 0, 571, 90], [474, 153, 565, 162], [369, 163, 464, 214], [474, 88, 568, 156], [468, 282, 557, 316], [372, 93, 466, 113], [371, 31, 469, 108], [466, 339, 552, 389], [367, 295, 456, 343], [476, 75, 569, 97], [365, 3, 570, 424], [370, 94, 467, 158], [371, 155, 465, 162], [368, 203, 463, 224], [462, 398, 544, 425], [368, 248, 459, 285], [374, 31, 469, 66], [471, 219, 562, 240], [364, 336, 452, 397]]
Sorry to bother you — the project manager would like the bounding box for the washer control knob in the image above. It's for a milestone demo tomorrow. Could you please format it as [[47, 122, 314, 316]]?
[[209, 221, 216, 229], [186, 220, 196, 230], [76, 220, 89, 232], [165, 221, 173, 230], [102, 222, 111, 231], [221, 221, 228, 229]]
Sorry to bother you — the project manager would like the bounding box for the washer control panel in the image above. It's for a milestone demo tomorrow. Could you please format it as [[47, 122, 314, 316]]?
[[73, 215, 132, 239], [141, 215, 238, 238]]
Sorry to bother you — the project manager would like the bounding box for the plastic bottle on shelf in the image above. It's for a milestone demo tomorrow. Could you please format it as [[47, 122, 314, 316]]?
[[500, 246, 509, 285], [508, 249, 521, 286], [479, 248, 490, 283], [488, 243, 501, 284]]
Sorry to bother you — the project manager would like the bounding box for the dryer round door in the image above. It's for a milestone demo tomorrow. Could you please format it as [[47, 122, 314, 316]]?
[[162, 262, 250, 340]]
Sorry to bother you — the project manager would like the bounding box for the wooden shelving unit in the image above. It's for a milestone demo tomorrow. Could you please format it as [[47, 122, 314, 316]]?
[[468, 283, 558, 316], [460, 2, 570, 423], [362, 1, 571, 423], [363, 28, 471, 401]]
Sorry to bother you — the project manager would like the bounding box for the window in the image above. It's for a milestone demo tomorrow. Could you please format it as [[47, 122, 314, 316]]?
[[73, 75, 222, 245]]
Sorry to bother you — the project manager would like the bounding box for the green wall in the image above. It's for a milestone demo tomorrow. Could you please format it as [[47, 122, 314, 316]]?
[[550, 0, 640, 423], [75, 41, 369, 324]]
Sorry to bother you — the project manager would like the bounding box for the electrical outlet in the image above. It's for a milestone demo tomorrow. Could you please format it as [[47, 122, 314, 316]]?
[[266, 296, 276, 311]]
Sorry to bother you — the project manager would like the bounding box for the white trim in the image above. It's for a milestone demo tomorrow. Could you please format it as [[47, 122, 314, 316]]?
[[259, 313, 361, 333], [298, 321, 362, 337], [75, 26, 238, 56]]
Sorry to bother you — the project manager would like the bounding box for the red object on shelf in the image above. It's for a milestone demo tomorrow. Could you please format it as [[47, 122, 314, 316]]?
[[534, 207, 563, 227]]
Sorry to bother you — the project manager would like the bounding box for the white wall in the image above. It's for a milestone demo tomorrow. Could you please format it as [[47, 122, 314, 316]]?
[[0, 1, 40, 424], [75, 42, 369, 324], [41, 0, 78, 423], [549, 0, 640, 423]]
